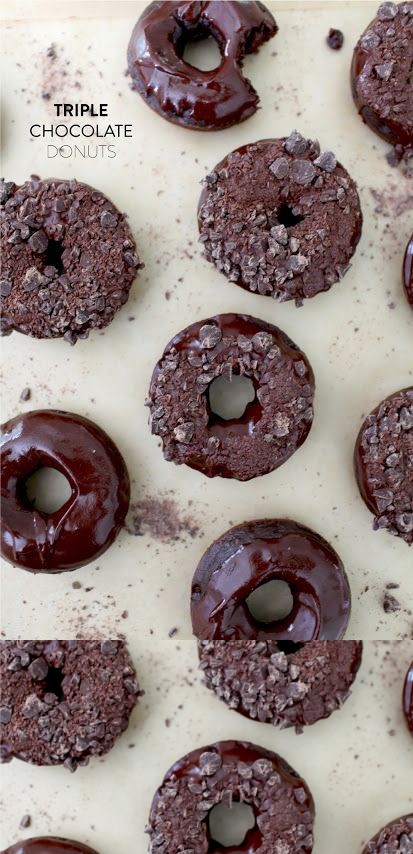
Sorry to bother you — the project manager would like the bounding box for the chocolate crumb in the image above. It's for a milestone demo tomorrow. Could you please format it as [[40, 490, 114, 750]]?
[[327, 28, 344, 49]]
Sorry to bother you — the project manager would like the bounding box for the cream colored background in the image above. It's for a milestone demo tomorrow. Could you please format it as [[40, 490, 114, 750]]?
[[1, 640, 413, 853], [0, 1, 412, 641]]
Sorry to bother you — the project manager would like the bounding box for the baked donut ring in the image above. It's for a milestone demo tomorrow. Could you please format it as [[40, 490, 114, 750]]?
[[3, 839, 99, 854], [147, 740, 315, 853], [362, 814, 413, 853], [191, 520, 352, 640], [1, 409, 130, 572], [148, 313, 315, 481], [127, 1, 277, 130]]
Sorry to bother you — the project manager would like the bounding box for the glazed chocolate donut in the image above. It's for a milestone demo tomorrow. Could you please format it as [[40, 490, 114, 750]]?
[[147, 740, 315, 853], [0, 177, 142, 343], [362, 814, 413, 853], [354, 388, 413, 545], [127, 1, 277, 131], [191, 520, 352, 640], [0, 640, 142, 771], [3, 839, 99, 854], [198, 640, 363, 730], [351, 2, 413, 148], [1, 409, 130, 572], [403, 661, 413, 735], [198, 133, 362, 304], [403, 234, 413, 307], [148, 314, 315, 481]]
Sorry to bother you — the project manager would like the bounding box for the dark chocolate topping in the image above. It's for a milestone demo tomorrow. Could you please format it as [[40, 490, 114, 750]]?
[[0, 640, 142, 771], [127, 1, 277, 131], [147, 739, 314, 853], [351, 2, 413, 147], [403, 661, 413, 736], [0, 177, 142, 342], [362, 814, 413, 853], [3, 838, 100, 854], [191, 520, 352, 640], [354, 388, 413, 545], [148, 314, 315, 481], [403, 234, 413, 308], [199, 640, 363, 730], [1, 409, 130, 572]]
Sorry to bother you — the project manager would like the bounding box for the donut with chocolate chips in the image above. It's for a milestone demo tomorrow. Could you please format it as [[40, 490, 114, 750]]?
[[127, 1, 277, 131], [3, 839, 100, 854], [362, 814, 413, 854], [198, 640, 363, 731], [354, 388, 413, 545], [148, 314, 315, 481], [0, 640, 143, 772], [147, 739, 315, 853], [351, 2, 413, 148], [1, 409, 130, 572], [191, 520, 352, 640], [403, 233, 413, 307], [0, 177, 142, 343], [403, 661, 413, 735], [198, 133, 362, 304]]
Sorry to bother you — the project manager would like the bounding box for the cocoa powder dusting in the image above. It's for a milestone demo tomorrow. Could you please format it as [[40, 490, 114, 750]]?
[[127, 493, 201, 543]]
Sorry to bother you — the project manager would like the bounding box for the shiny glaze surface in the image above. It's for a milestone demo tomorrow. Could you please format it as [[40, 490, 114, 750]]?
[[2, 839, 99, 854], [403, 234, 413, 308], [151, 740, 314, 854], [191, 520, 351, 640], [403, 661, 413, 736], [127, 1, 277, 130], [0, 410, 130, 573]]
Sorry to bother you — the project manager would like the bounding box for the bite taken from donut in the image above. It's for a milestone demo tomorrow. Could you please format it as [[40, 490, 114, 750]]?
[[198, 640, 363, 731], [127, 1, 278, 131], [191, 519, 352, 640], [147, 314, 315, 481], [354, 387, 413, 546], [198, 133, 362, 304], [0, 177, 142, 343], [147, 740, 315, 853], [1, 409, 130, 572], [0, 640, 143, 772]]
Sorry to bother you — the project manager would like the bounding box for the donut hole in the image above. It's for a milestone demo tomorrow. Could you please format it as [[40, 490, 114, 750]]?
[[44, 665, 65, 700], [276, 203, 305, 229], [276, 641, 305, 654], [182, 32, 222, 72], [20, 467, 72, 514], [208, 374, 256, 422], [208, 801, 256, 847], [44, 238, 65, 274], [246, 580, 294, 624]]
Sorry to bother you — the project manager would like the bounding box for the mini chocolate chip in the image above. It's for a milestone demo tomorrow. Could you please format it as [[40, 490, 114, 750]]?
[[20, 814, 31, 829], [326, 28, 344, 49], [28, 229, 48, 254], [28, 656, 49, 681], [20, 387, 31, 402]]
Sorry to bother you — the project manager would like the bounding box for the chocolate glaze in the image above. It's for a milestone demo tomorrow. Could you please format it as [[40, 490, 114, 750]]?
[[148, 314, 315, 481], [148, 740, 314, 853], [127, 1, 277, 130], [403, 234, 413, 308], [403, 661, 413, 736], [3, 839, 99, 854], [351, 2, 413, 148], [191, 520, 351, 640], [0, 410, 130, 572]]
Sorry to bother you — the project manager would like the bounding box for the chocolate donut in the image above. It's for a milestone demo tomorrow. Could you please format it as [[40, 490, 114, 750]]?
[[127, 1, 277, 131], [0, 177, 142, 343], [1, 409, 130, 572], [0, 640, 142, 772], [199, 640, 363, 730], [351, 2, 413, 148], [362, 814, 413, 853], [198, 133, 362, 304], [191, 520, 352, 640], [403, 233, 413, 307], [147, 739, 314, 853], [3, 839, 99, 854], [354, 388, 413, 545], [148, 314, 315, 481], [403, 661, 413, 736]]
